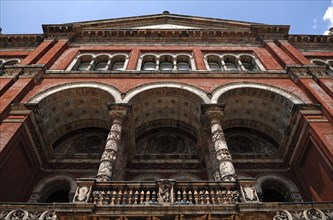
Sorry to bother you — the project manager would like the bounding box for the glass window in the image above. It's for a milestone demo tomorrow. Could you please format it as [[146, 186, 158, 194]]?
[[142, 61, 156, 70], [112, 62, 125, 71], [4, 60, 19, 66], [160, 62, 173, 71], [225, 61, 238, 70], [177, 62, 190, 71], [77, 61, 90, 71], [208, 62, 221, 70], [94, 61, 108, 71], [313, 60, 326, 66], [243, 62, 256, 71]]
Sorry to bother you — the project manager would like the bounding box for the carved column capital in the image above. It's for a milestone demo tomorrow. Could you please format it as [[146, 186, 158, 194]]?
[[108, 109, 128, 122]]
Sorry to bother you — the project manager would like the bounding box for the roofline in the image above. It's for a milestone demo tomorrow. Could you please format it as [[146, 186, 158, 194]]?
[[42, 12, 266, 28]]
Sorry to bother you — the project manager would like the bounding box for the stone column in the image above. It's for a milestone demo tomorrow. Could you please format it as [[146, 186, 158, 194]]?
[[202, 104, 237, 182], [96, 106, 128, 182]]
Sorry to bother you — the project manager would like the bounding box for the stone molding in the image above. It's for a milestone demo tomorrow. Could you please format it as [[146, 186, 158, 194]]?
[[27, 82, 122, 104], [211, 82, 305, 104]]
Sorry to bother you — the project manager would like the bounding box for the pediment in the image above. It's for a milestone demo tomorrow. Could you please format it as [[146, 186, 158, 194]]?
[[56, 13, 262, 31], [133, 24, 200, 29]]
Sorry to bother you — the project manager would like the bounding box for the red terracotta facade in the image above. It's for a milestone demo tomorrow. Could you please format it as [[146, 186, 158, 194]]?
[[0, 13, 332, 219]]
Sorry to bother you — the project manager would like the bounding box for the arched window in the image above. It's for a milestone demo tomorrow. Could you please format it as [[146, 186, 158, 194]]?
[[176, 55, 191, 71], [224, 56, 238, 70], [94, 55, 109, 71], [207, 55, 221, 71], [111, 55, 126, 71], [3, 59, 20, 66], [29, 174, 77, 203], [76, 55, 93, 71], [312, 60, 327, 66], [159, 55, 173, 71], [45, 186, 70, 203], [256, 174, 303, 203], [240, 55, 257, 71], [142, 55, 157, 71]]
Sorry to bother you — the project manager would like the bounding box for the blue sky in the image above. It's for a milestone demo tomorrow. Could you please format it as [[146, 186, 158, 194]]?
[[1, 1, 332, 35]]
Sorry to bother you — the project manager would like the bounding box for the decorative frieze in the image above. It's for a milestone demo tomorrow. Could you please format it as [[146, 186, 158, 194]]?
[[0, 209, 58, 220], [273, 208, 333, 220]]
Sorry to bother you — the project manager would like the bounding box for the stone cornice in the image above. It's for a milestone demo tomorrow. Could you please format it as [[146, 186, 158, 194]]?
[[0, 34, 44, 48]]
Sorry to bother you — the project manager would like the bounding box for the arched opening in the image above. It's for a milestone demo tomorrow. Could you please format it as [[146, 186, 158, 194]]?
[[4, 59, 20, 66], [256, 174, 303, 203], [94, 55, 109, 71], [261, 180, 291, 202], [29, 174, 77, 203], [223, 55, 238, 71], [141, 55, 157, 70], [176, 55, 191, 71], [159, 55, 173, 71], [207, 55, 221, 71], [76, 55, 93, 71], [111, 55, 126, 71], [126, 87, 207, 181], [45, 187, 70, 203], [240, 55, 257, 71]]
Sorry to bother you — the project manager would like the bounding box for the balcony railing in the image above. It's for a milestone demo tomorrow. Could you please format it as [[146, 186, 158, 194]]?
[[91, 180, 240, 206]]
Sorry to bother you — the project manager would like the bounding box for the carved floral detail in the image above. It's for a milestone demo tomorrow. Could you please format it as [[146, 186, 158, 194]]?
[[0, 210, 58, 220]]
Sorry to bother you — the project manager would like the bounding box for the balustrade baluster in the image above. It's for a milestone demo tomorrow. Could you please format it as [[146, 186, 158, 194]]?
[[205, 191, 210, 205], [134, 190, 139, 205], [194, 190, 198, 205], [128, 190, 133, 205], [105, 191, 111, 205], [152, 191, 156, 205], [182, 190, 187, 205], [117, 190, 122, 205], [146, 190, 150, 205], [140, 190, 145, 205], [188, 190, 193, 205], [210, 190, 216, 205], [123, 190, 128, 205]]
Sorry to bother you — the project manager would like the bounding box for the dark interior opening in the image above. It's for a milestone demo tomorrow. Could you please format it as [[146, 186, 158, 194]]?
[[46, 189, 70, 203], [262, 189, 287, 202]]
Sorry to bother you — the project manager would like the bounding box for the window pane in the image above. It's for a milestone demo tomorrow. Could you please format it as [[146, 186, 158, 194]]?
[[142, 62, 156, 70], [243, 62, 256, 71], [95, 61, 108, 71], [160, 62, 173, 71], [177, 62, 190, 70], [208, 62, 220, 70], [112, 62, 125, 71], [78, 61, 90, 71], [225, 62, 238, 70]]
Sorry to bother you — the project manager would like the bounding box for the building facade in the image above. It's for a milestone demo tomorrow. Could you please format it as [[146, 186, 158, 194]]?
[[0, 12, 333, 219]]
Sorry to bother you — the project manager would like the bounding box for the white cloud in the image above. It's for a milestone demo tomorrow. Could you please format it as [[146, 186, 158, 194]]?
[[323, 1, 333, 34], [313, 18, 317, 29]]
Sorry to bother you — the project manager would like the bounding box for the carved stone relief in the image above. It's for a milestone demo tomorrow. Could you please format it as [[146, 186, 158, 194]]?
[[73, 185, 91, 203], [54, 130, 107, 155], [136, 132, 197, 155]]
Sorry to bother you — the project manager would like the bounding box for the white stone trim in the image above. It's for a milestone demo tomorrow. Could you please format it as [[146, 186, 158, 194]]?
[[122, 82, 210, 103], [28, 82, 122, 104], [211, 82, 304, 104]]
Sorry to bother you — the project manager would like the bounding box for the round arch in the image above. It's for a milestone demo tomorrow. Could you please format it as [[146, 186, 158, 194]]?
[[122, 82, 210, 104], [255, 173, 303, 202], [29, 174, 77, 203], [27, 82, 122, 104], [211, 82, 304, 104]]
